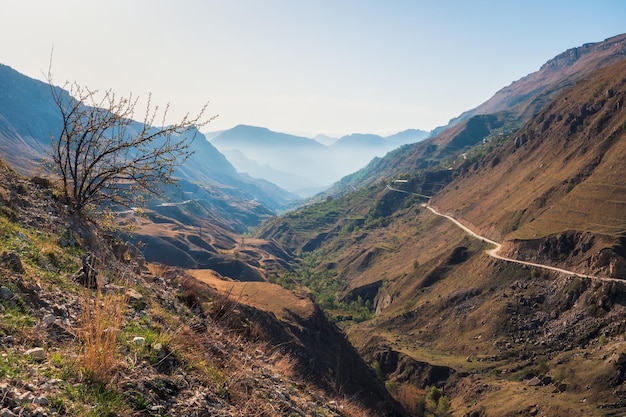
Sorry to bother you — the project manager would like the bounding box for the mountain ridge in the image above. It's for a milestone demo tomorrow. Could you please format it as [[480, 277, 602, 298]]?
[[255, 33, 626, 415], [0, 64, 296, 223]]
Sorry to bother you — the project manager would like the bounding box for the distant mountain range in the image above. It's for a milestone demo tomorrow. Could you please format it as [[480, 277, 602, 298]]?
[[0, 64, 297, 228], [208, 125, 429, 197]]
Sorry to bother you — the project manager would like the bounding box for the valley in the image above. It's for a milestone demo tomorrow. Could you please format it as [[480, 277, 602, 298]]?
[[255, 34, 626, 416], [0, 29, 625, 417]]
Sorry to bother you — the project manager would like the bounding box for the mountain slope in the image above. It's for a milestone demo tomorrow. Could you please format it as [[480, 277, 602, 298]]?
[[432, 57, 626, 278], [0, 64, 296, 222], [333, 33, 626, 193], [256, 36, 626, 416], [448, 33, 626, 128], [0, 160, 406, 417]]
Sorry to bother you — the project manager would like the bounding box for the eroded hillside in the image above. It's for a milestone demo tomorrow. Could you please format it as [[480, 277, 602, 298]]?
[[258, 49, 626, 416], [433, 58, 626, 279], [0, 162, 406, 417]]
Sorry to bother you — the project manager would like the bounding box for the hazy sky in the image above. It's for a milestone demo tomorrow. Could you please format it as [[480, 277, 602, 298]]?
[[1, 1, 625, 137]]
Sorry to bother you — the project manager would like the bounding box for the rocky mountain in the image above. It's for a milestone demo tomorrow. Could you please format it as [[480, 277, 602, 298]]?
[[256, 36, 626, 415], [209, 125, 429, 197], [452, 32, 626, 125], [332, 33, 626, 194]]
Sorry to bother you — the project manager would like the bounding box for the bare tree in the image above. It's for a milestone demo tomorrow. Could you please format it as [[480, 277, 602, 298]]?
[[46, 70, 215, 218]]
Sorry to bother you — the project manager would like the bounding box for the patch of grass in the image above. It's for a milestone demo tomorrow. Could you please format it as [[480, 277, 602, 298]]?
[[63, 380, 129, 417], [0, 350, 33, 380], [0, 299, 36, 335], [79, 287, 126, 384], [122, 317, 170, 365]]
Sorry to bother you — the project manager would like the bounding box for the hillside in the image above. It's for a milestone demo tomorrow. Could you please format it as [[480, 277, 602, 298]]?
[[446, 33, 626, 130], [256, 41, 626, 416], [0, 161, 406, 417], [330, 34, 626, 194], [432, 58, 626, 278], [0, 64, 296, 220]]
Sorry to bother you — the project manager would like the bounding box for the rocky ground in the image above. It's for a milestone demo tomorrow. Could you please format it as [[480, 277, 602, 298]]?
[[0, 164, 376, 417]]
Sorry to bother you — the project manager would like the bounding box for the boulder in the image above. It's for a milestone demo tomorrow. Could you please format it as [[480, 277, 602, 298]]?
[[1, 252, 23, 273]]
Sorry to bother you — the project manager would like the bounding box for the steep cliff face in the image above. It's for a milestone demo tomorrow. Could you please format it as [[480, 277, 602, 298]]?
[[453, 33, 626, 123]]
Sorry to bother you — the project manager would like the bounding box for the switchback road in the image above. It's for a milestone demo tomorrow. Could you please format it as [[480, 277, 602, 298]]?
[[385, 184, 621, 282], [424, 204, 622, 283]]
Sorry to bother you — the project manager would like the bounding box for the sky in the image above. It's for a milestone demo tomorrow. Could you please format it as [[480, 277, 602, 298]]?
[[1, 1, 625, 138]]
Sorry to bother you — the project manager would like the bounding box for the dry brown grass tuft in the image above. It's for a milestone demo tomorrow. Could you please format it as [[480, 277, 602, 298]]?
[[78, 286, 126, 384], [333, 395, 378, 417]]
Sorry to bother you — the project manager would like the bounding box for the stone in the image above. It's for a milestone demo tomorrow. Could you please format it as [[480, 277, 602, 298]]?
[[33, 396, 49, 406], [126, 288, 143, 301], [527, 376, 542, 386], [0, 286, 12, 299], [52, 304, 68, 317], [24, 347, 46, 362], [16, 390, 34, 403], [152, 343, 166, 356], [1, 252, 24, 273], [0, 408, 16, 417], [105, 284, 125, 294], [132, 336, 146, 345], [42, 314, 56, 326]]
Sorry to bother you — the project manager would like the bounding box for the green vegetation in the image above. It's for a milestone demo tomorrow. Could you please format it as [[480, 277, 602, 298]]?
[[60, 380, 129, 417], [272, 250, 375, 322], [418, 386, 452, 417]]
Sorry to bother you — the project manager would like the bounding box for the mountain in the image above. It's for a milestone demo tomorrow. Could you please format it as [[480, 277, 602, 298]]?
[[313, 133, 339, 146], [0, 64, 63, 168], [209, 125, 429, 197], [333, 133, 386, 148], [384, 128, 430, 146], [219, 148, 327, 196], [211, 125, 334, 195], [0, 63, 408, 417], [256, 35, 626, 415], [437, 33, 626, 135], [0, 64, 297, 224], [331, 34, 626, 194], [432, 57, 626, 277], [0, 159, 406, 417]]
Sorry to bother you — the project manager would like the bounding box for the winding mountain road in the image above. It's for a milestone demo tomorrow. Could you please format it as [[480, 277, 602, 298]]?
[[385, 185, 621, 283]]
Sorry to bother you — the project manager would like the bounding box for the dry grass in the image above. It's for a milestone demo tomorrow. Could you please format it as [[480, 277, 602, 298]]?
[[78, 286, 127, 384], [188, 268, 316, 321], [394, 384, 426, 416]]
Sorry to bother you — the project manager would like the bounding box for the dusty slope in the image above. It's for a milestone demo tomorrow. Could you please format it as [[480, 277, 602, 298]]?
[[330, 33, 626, 195], [257, 42, 626, 416], [432, 58, 626, 278], [0, 160, 407, 417], [449, 33, 626, 126]]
